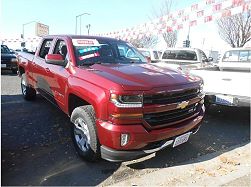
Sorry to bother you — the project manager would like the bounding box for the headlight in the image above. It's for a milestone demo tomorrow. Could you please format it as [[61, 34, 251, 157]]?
[[110, 94, 143, 108], [11, 58, 18, 62]]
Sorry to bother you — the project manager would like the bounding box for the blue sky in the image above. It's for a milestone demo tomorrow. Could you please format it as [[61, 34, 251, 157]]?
[[2, 0, 237, 51], [1, 0, 198, 36]]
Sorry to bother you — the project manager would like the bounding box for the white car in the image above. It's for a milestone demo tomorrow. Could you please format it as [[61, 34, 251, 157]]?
[[160, 48, 214, 71], [138, 48, 162, 63], [218, 48, 251, 71]]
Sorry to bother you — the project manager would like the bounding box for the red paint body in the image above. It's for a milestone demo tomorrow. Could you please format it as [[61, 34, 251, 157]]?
[[17, 35, 205, 152]]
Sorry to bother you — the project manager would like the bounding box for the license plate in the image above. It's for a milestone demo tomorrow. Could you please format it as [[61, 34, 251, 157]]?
[[215, 95, 233, 105], [173, 132, 191, 147], [1, 64, 6, 68]]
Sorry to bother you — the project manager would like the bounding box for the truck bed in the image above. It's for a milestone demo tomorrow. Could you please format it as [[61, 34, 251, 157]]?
[[190, 69, 250, 97], [18, 52, 35, 62], [190, 69, 250, 106]]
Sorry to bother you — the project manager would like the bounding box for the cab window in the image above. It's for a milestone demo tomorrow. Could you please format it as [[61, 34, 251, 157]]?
[[39, 39, 53, 59], [53, 40, 68, 60], [162, 50, 197, 61], [222, 50, 251, 63]]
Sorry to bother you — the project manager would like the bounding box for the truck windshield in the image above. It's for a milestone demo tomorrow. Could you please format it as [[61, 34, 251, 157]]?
[[73, 39, 147, 66]]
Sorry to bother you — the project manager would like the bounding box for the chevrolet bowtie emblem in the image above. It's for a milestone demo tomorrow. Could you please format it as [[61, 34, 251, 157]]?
[[177, 101, 189, 109]]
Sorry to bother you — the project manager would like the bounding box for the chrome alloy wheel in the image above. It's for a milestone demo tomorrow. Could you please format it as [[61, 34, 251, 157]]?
[[21, 77, 27, 95], [74, 118, 91, 152]]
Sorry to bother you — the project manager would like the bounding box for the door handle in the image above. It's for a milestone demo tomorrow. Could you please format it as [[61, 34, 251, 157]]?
[[31, 61, 36, 67], [45, 68, 50, 72]]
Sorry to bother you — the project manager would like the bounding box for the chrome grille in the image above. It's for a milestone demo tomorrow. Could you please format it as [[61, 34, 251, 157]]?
[[144, 103, 198, 127], [144, 87, 199, 105]]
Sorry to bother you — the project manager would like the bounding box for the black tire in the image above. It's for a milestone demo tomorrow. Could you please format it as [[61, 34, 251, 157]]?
[[70, 105, 100, 162], [21, 73, 36, 100], [204, 96, 211, 110]]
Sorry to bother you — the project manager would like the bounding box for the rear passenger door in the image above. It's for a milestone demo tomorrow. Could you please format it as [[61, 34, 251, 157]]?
[[43, 38, 71, 111], [33, 38, 53, 96]]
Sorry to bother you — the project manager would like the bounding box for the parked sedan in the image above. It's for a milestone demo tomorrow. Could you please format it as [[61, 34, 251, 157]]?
[[1, 45, 18, 74]]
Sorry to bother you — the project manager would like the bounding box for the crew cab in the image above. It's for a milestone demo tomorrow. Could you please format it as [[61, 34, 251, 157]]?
[[17, 35, 205, 162]]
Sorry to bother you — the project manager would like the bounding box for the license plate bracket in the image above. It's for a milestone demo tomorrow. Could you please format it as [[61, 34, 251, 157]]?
[[173, 132, 191, 147]]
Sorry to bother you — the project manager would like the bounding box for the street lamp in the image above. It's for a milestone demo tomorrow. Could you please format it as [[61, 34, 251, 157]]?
[[75, 13, 90, 35], [22, 21, 37, 39]]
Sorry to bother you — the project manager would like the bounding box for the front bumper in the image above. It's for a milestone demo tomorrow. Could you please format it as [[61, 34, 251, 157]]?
[[97, 106, 205, 162], [101, 126, 200, 162], [1, 61, 18, 70]]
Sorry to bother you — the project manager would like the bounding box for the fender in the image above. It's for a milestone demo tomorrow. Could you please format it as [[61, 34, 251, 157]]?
[[66, 76, 109, 120]]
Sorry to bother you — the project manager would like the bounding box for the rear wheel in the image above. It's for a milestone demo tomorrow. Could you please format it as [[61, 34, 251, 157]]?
[[21, 73, 36, 100], [71, 105, 100, 162]]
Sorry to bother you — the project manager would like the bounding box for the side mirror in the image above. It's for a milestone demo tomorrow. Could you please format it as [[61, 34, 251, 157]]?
[[146, 56, 151, 63], [201, 57, 207, 63], [208, 57, 213, 62], [45, 54, 66, 66]]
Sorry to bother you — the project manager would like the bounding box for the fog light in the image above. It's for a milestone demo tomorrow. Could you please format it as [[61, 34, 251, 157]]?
[[121, 133, 130, 146]]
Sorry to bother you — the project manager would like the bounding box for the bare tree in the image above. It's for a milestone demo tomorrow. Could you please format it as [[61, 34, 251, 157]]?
[[129, 34, 159, 48], [162, 31, 177, 48], [217, 11, 251, 48], [151, 0, 177, 48]]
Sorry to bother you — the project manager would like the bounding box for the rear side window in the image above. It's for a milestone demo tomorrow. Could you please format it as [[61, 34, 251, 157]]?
[[222, 50, 251, 63], [239, 50, 249, 61], [39, 39, 53, 59], [162, 50, 197, 61], [198, 49, 207, 59], [153, 51, 159, 59]]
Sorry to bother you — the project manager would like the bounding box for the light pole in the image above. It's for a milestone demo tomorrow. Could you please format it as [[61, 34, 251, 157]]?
[[75, 13, 90, 35], [22, 21, 37, 39]]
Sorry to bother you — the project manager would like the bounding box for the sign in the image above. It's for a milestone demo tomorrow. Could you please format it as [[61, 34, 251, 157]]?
[[72, 39, 100, 46], [36, 23, 49, 37]]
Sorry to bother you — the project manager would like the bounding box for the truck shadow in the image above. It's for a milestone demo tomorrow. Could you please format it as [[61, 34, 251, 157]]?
[[125, 105, 250, 169], [1, 94, 250, 185], [1, 94, 120, 186]]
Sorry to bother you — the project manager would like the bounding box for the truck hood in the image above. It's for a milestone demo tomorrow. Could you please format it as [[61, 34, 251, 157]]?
[[81, 63, 201, 91]]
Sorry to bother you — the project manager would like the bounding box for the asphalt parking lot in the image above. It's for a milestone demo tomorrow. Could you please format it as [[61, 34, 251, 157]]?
[[1, 70, 250, 186]]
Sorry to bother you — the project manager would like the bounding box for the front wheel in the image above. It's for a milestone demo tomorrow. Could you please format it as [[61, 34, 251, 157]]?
[[71, 105, 100, 162], [21, 73, 36, 100]]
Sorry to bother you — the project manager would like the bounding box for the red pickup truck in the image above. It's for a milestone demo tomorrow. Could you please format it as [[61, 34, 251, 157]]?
[[17, 35, 205, 162]]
